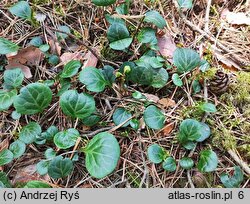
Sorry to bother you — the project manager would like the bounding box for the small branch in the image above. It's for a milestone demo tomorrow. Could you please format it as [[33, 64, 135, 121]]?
[[204, 0, 212, 32]]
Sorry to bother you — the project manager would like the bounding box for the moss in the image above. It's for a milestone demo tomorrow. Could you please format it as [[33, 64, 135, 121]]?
[[212, 127, 236, 150]]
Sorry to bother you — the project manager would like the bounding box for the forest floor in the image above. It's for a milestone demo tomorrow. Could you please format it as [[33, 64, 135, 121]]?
[[0, 0, 250, 188]]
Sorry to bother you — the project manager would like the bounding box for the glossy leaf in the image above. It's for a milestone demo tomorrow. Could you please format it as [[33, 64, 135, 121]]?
[[36, 160, 49, 175], [179, 157, 194, 169], [54, 128, 80, 149], [162, 157, 176, 172], [56, 25, 70, 40], [29, 36, 43, 47], [196, 122, 211, 142], [79, 67, 108, 92], [0, 149, 14, 166], [178, 0, 193, 9], [81, 115, 101, 126], [129, 66, 153, 86], [200, 102, 217, 113], [61, 60, 82, 78], [147, 144, 165, 164], [42, 126, 59, 141], [9, 140, 26, 159], [197, 150, 218, 172], [24, 181, 51, 188], [137, 28, 157, 44], [144, 105, 165, 130], [220, 166, 244, 188], [19, 122, 42, 144], [151, 68, 169, 88], [39, 44, 50, 52], [13, 83, 52, 115], [11, 111, 21, 120], [92, 0, 116, 6], [44, 148, 56, 159], [0, 89, 17, 111], [0, 172, 11, 188], [9, 1, 32, 20], [102, 65, 116, 86], [59, 90, 95, 119], [107, 23, 132, 50], [144, 11, 166, 29], [85, 132, 120, 179], [172, 73, 183, 87], [48, 156, 73, 179], [3, 68, 24, 89], [173, 48, 201, 73], [112, 108, 132, 127], [0, 37, 19, 55]]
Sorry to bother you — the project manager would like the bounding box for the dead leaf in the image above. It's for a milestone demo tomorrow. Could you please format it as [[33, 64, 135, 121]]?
[[48, 39, 61, 56], [143, 93, 159, 103], [158, 98, 176, 108], [221, 9, 250, 25], [60, 52, 83, 65], [83, 50, 98, 68], [6, 63, 32, 78], [12, 164, 50, 184], [157, 33, 177, 63], [162, 123, 175, 136], [0, 138, 9, 152]]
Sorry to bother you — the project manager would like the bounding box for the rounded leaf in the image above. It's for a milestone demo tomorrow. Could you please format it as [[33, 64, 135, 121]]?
[[92, 0, 116, 6], [200, 102, 217, 113], [36, 160, 49, 175], [144, 11, 166, 29], [13, 83, 52, 115], [196, 122, 211, 142], [24, 181, 51, 188], [48, 156, 73, 179], [197, 150, 218, 172], [61, 60, 82, 78], [173, 48, 201, 73], [172, 73, 183, 87], [179, 157, 194, 169], [147, 144, 165, 164], [0, 89, 17, 111], [3, 68, 24, 89], [9, 1, 32, 20], [220, 166, 244, 188], [0, 38, 19, 55], [162, 157, 176, 172], [81, 115, 101, 126], [178, 0, 193, 9], [19, 122, 42, 144], [144, 105, 165, 130], [54, 128, 80, 149], [112, 108, 132, 127], [59, 90, 95, 119], [9, 140, 26, 159], [45, 148, 56, 160], [85, 132, 120, 179], [0, 149, 14, 166], [79, 67, 108, 92]]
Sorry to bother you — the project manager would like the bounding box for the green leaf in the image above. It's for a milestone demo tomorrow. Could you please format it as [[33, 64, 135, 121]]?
[[199, 60, 210, 72], [182, 141, 196, 150], [13, 83, 52, 115], [36, 160, 49, 175], [129, 66, 153, 86], [0, 38, 19, 54], [179, 157, 194, 169], [54, 128, 80, 149], [200, 102, 217, 113], [107, 23, 132, 50], [137, 28, 157, 44], [196, 122, 211, 142], [24, 181, 51, 188], [151, 68, 169, 88], [92, 0, 116, 6], [178, 119, 202, 144], [0, 172, 11, 188], [0, 89, 17, 111], [56, 25, 71, 41], [102, 65, 115, 86], [29, 36, 43, 47], [11, 110, 21, 120], [144, 105, 165, 130], [48, 156, 73, 179], [112, 108, 132, 127], [9, 140, 26, 159], [173, 48, 201, 73], [0, 149, 14, 166], [116, 3, 128, 15], [19, 122, 42, 144], [162, 157, 176, 172], [44, 148, 56, 159], [105, 14, 125, 25], [220, 166, 244, 188], [48, 55, 59, 65], [3, 68, 24, 89], [57, 78, 71, 96], [172, 73, 183, 87], [197, 150, 218, 172], [79, 67, 108, 92], [192, 79, 201, 93], [178, 0, 193, 9], [9, 1, 32, 20], [144, 11, 166, 29], [85, 132, 120, 179], [59, 90, 95, 119], [129, 119, 139, 130], [147, 144, 165, 164], [81, 115, 101, 126], [42, 126, 59, 141], [39, 44, 50, 52], [61, 60, 82, 78]]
